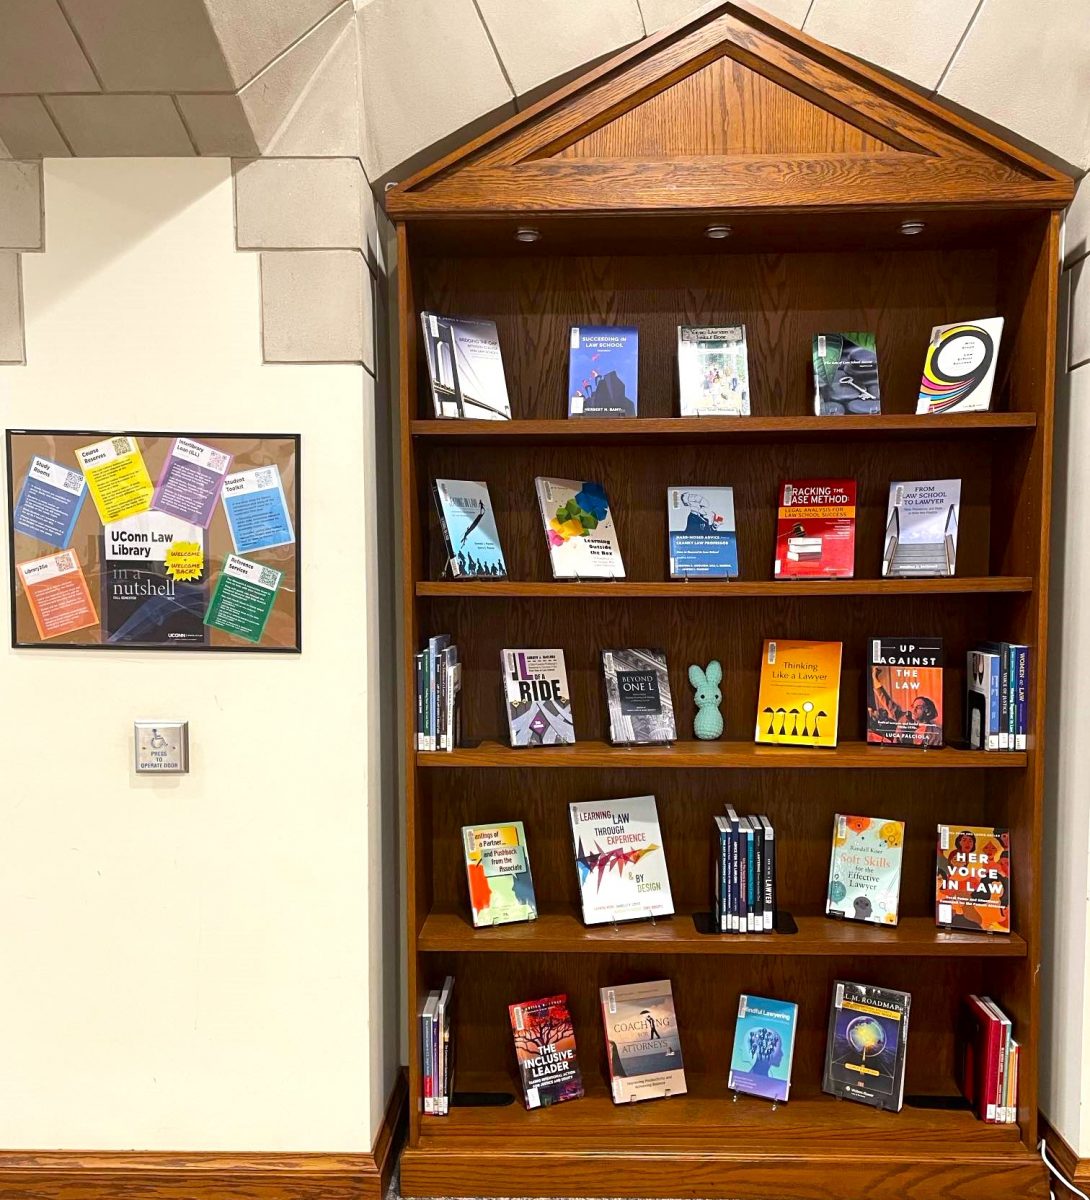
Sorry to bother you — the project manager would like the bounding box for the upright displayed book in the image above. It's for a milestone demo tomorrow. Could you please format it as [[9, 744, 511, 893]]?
[[569, 795, 674, 925], [882, 479, 961, 577], [667, 486, 739, 578], [600, 979, 686, 1103], [535, 477, 625, 579], [677, 325, 750, 415], [755, 639, 843, 747], [501, 648, 575, 746], [773, 479, 856, 578], [509, 994, 584, 1110], [568, 326, 638, 417], [917, 317, 1005, 414], [936, 825, 1011, 934], [823, 980, 911, 1111], [462, 822, 538, 928], [826, 813, 904, 926], [602, 648, 676, 745], [728, 995, 798, 1103], [866, 637, 944, 747], [420, 313, 512, 420], [432, 479, 506, 578], [812, 332, 881, 415]]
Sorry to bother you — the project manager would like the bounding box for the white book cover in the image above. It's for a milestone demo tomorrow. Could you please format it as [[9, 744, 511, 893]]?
[[569, 795, 674, 925], [535, 477, 625, 579], [420, 313, 512, 420], [501, 648, 575, 746], [917, 317, 1004, 414], [882, 479, 961, 578], [677, 325, 750, 416]]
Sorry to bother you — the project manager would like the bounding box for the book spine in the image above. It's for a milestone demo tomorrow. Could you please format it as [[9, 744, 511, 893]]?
[[432, 482, 457, 576], [762, 820, 774, 932], [1014, 646, 1028, 750], [422, 651, 432, 752], [972, 996, 1001, 1122], [751, 819, 763, 933], [432, 1004, 442, 1114], [421, 1008, 434, 1114], [1008, 1040, 1020, 1123], [436, 997, 446, 1116], [718, 823, 728, 933], [437, 650, 447, 752], [997, 644, 1010, 749], [726, 818, 737, 933], [987, 655, 1000, 751], [737, 825, 748, 933], [1006, 644, 1016, 751], [414, 653, 424, 751], [746, 823, 757, 932], [429, 641, 439, 753]]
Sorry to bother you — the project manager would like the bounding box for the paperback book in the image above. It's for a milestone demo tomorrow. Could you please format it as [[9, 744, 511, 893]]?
[[936, 825, 1011, 934], [420, 975, 455, 1115], [667, 486, 739, 578], [715, 811, 777, 934], [432, 479, 507, 578], [677, 325, 750, 415], [569, 326, 638, 417], [812, 332, 881, 415], [602, 648, 677, 745], [755, 639, 843, 747], [866, 637, 944, 747], [420, 313, 511, 420], [958, 995, 1018, 1123], [728, 994, 798, 1102], [966, 647, 1001, 750], [773, 479, 856, 579], [509, 994, 584, 1109], [917, 317, 1005, 414], [600, 979, 686, 1103], [823, 980, 911, 1111], [826, 813, 905, 926], [970, 641, 1029, 751], [501, 648, 575, 746], [462, 822, 538, 928], [882, 479, 961, 577], [535, 477, 625, 579], [569, 795, 674, 925]]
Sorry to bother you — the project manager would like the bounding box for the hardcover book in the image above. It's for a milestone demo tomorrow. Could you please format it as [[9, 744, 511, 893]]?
[[667, 486, 739, 578], [509, 994, 584, 1109], [966, 648, 1001, 750], [867, 637, 944, 747], [755, 639, 843, 747], [462, 822, 538, 928], [812, 332, 881, 415], [773, 479, 856, 578], [569, 326, 638, 417], [677, 325, 750, 416], [936, 825, 1011, 934], [823, 980, 911, 1111], [600, 979, 686, 1103], [535, 477, 625, 579], [602, 648, 677, 745], [728, 994, 798, 1103], [882, 479, 961, 577], [501, 648, 575, 746], [826, 813, 905, 926], [569, 795, 674, 925], [432, 478, 507, 578], [420, 313, 512, 420], [917, 317, 1005, 414]]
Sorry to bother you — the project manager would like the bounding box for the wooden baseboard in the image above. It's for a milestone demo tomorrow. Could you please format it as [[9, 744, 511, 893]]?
[[1041, 1113, 1090, 1197], [0, 1067, 407, 1200]]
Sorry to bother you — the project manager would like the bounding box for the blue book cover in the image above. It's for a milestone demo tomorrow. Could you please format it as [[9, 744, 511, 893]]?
[[433, 478, 507, 578], [569, 326, 638, 418], [728, 994, 798, 1102], [667, 487, 738, 578]]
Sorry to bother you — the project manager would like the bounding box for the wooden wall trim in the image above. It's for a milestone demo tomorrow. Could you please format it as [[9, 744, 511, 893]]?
[[1041, 1113, 1090, 1186], [0, 1068, 407, 1200]]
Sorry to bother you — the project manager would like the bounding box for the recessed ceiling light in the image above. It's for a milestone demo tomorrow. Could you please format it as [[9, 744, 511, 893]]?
[[515, 227, 541, 243], [705, 224, 732, 240], [900, 220, 926, 236]]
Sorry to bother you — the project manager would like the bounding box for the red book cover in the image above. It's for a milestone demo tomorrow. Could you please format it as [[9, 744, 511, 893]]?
[[508, 994, 584, 1110], [774, 479, 856, 579], [959, 995, 1002, 1122]]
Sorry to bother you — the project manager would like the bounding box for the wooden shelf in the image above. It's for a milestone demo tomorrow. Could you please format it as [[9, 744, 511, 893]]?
[[419, 909, 1028, 957], [411, 412, 1037, 445], [418, 739, 1028, 769]]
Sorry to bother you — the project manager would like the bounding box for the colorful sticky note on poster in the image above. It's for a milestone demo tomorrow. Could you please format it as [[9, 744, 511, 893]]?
[[12, 456, 88, 549], [220, 465, 296, 554], [151, 437, 234, 528], [75, 435, 153, 524], [16, 549, 99, 641], [204, 554, 283, 644]]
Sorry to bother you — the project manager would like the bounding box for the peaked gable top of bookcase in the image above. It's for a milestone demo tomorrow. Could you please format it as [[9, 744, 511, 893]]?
[[385, 1, 1072, 219]]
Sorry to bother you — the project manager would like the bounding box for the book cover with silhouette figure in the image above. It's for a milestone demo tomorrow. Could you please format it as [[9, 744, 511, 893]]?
[[755, 639, 842, 747], [508, 994, 584, 1109], [867, 637, 944, 747], [568, 326, 638, 417], [826, 813, 904, 926], [936, 825, 1010, 934], [774, 479, 856, 578], [823, 980, 910, 1111], [432, 478, 506, 578], [462, 822, 537, 928], [728, 994, 798, 1102], [600, 979, 686, 1103]]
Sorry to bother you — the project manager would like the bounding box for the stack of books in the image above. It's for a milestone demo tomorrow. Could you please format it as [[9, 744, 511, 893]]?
[[420, 976, 455, 1115]]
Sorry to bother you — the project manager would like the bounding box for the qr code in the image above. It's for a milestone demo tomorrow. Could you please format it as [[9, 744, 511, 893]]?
[[111, 436, 130, 455], [255, 468, 275, 488], [209, 451, 230, 473], [64, 471, 82, 490], [55, 553, 74, 572], [258, 567, 279, 589]]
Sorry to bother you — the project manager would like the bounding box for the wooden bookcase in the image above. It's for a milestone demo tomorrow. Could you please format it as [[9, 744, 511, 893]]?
[[386, 5, 1073, 1197]]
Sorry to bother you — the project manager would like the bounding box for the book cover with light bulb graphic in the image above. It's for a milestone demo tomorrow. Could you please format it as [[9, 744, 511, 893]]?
[[823, 980, 911, 1111], [754, 639, 842, 747], [826, 814, 905, 926]]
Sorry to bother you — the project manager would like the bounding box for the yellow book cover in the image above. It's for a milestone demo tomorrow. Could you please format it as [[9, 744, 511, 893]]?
[[755, 639, 843, 747]]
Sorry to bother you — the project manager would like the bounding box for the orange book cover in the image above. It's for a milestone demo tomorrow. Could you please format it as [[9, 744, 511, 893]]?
[[936, 825, 1011, 934], [755, 639, 842, 747]]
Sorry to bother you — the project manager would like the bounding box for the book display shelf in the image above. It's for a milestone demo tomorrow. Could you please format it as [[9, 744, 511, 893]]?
[[386, 4, 1073, 1197]]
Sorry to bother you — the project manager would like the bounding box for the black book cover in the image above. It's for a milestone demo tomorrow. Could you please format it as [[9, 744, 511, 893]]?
[[822, 980, 911, 1111]]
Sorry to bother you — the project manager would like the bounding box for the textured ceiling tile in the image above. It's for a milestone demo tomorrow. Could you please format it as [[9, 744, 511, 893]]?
[[174, 94, 259, 155], [939, 0, 1090, 170], [265, 24, 360, 156], [639, 0, 810, 34], [0, 162, 42, 249], [47, 95, 195, 156], [260, 250, 368, 364], [0, 253, 25, 363], [1065, 175, 1090, 267], [0, 97, 71, 158], [204, 0, 343, 87], [62, 0, 234, 92], [357, 0, 513, 181], [0, 0, 99, 93], [234, 157, 363, 248], [477, 0, 643, 97]]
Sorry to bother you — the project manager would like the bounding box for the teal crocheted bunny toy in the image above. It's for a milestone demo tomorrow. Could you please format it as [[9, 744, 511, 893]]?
[[688, 659, 723, 740]]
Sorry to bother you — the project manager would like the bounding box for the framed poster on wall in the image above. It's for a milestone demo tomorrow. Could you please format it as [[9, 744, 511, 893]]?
[[6, 430, 301, 652]]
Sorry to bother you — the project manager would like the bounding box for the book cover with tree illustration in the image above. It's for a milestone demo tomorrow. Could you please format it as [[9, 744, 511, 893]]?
[[508, 994, 584, 1109]]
